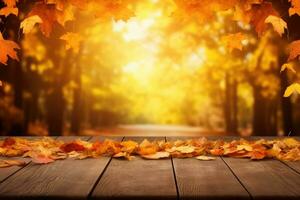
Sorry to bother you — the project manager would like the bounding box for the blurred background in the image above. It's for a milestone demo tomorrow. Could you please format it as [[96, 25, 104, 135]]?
[[0, 0, 300, 136]]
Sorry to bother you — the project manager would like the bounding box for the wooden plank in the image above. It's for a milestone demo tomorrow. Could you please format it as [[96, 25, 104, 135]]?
[[0, 136, 122, 199], [0, 136, 55, 183], [223, 158, 300, 199], [167, 137, 250, 200], [91, 137, 177, 200]]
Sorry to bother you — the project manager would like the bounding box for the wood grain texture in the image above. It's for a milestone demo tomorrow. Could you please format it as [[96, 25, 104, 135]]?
[[0, 136, 122, 199], [223, 158, 300, 200], [91, 137, 177, 200], [167, 137, 250, 200]]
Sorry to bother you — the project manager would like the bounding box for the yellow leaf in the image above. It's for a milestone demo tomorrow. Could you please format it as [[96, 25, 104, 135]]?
[[20, 15, 43, 34], [283, 138, 299, 148], [284, 83, 300, 97], [280, 63, 296, 74], [175, 146, 195, 154], [237, 144, 253, 151], [265, 15, 287, 36], [195, 155, 216, 161], [141, 151, 170, 159]]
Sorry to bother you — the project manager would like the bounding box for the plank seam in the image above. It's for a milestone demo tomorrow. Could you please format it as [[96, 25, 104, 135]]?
[[279, 160, 300, 175], [87, 136, 125, 199], [166, 137, 180, 200], [221, 157, 253, 200]]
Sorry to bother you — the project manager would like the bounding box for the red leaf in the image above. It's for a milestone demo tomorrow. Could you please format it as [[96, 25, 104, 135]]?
[[60, 142, 86, 153]]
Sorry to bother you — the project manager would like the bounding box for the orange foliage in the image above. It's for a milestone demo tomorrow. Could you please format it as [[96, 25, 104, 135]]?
[[0, 137, 299, 167]]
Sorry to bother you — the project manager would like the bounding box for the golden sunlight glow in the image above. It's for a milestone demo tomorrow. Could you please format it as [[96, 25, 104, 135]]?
[[77, 0, 255, 125]]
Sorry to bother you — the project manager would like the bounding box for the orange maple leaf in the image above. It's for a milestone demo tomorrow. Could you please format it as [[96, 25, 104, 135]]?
[[93, 0, 135, 21], [288, 40, 300, 61], [0, 32, 20, 65], [60, 32, 82, 53], [250, 2, 279, 36], [0, 6, 18, 17], [221, 32, 246, 52], [289, 0, 300, 16], [3, 0, 18, 7], [28, 3, 58, 37]]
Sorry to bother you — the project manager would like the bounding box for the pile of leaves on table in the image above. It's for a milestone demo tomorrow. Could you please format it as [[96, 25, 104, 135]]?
[[0, 137, 299, 168]]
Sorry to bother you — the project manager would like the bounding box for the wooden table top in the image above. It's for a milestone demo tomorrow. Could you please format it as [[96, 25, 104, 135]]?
[[0, 136, 300, 200]]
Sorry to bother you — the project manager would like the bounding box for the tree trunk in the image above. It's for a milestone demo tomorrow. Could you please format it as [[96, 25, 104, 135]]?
[[224, 72, 238, 134], [252, 87, 268, 136], [280, 72, 294, 135], [46, 84, 65, 136], [70, 65, 81, 135]]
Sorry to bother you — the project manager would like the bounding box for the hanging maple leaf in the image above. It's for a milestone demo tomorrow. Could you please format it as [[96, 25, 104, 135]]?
[[56, 5, 75, 26], [284, 83, 300, 97], [45, 0, 66, 11], [92, 0, 135, 21], [288, 40, 300, 61], [0, 6, 18, 17], [265, 15, 287, 37], [250, 2, 279, 36], [69, 0, 87, 9], [20, 15, 43, 34], [28, 3, 58, 37], [3, 0, 18, 7], [281, 63, 296, 74], [289, 0, 300, 16], [60, 32, 82, 53], [221, 32, 246, 52], [0, 32, 20, 65]]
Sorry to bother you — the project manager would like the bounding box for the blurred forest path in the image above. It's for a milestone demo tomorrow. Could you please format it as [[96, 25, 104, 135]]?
[[80, 125, 227, 137]]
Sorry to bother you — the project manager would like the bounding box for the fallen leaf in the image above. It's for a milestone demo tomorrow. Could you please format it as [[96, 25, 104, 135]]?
[[32, 155, 54, 164], [60, 141, 86, 152], [284, 83, 300, 97], [0, 32, 20, 65], [141, 151, 170, 159], [237, 144, 253, 152], [0, 159, 26, 168], [175, 146, 195, 154], [20, 15, 43, 34], [265, 15, 287, 36], [196, 155, 216, 161]]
